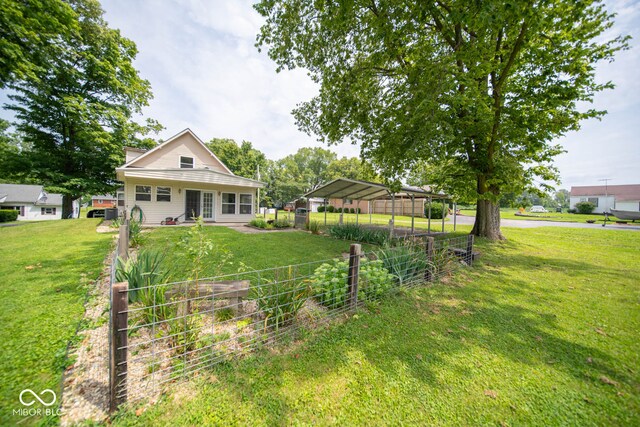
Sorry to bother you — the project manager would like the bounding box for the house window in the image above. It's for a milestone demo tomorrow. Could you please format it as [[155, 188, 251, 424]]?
[[239, 194, 252, 214], [588, 197, 599, 207], [180, 156, 194, 168], [156, 186, 171, 202], [222, 193, 236, 214], [41, 207, 56, 215], [97, 199, 104, 204], [135, 185, 151, 201], [117, 192, 125, 207]]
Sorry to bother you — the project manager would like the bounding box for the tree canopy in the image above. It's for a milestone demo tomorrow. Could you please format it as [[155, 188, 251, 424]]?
[[3, 0, 159, 217], [255, 0, 628, 240], [206, 138, 268, 179]]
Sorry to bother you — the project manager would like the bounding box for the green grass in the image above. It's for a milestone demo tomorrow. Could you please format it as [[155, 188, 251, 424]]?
[[0, 219, 112, 425], [112, 225, 640, 426], [460, 208, 615, 223]]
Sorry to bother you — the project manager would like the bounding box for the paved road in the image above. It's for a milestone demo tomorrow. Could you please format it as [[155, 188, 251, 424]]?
[[453, 215, 640, 231]]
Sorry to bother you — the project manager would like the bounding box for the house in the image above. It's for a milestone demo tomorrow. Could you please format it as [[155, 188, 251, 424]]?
[[570, 184, 640, 214], [91, 195, 117, 208], [116, 129, 264, 224], [0, 184, 64, 220]]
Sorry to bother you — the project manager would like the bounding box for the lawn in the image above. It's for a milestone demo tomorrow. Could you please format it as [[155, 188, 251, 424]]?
[[0, 219, 112, 425], [112, 225, 640, 426], [460, 208, 613, 223]]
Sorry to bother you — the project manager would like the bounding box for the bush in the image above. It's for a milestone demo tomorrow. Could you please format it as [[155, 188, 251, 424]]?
[[336, 207, 342, 213], [249, 218, 268, 229], [357, 208, 362, 214], [567, 208, 577, 214], [253, 267, 308, 330], [326, 223, 389, 245], [327, 205, 335, 213], [376, 241, 429, 287], [424, 202, 448, 219], [311, 258, 394, 308], [317, 205, 325, 213], [308, 220, 321, 235], [350, 208, 355, 214], [575, 201, 596, 214], [274, 218, 292, 228], [0, 209, 19, 222]]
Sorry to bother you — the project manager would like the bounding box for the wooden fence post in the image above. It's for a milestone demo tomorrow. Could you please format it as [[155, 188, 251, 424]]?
[[466, 234, 475, 266], [118, 221, 129, 261], [347, 243, 361, 309], [110, 281, 129, 412], [425, 236, 435, 282]]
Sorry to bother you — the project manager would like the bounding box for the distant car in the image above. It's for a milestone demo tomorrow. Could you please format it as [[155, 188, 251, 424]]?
[[87, 209, 105, 218], [529, 205, 548, 213]]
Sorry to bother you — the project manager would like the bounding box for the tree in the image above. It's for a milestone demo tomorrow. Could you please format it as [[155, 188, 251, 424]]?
[[4, 0, 158, 217], [555, 189, 570, 209], [327, 156, 379, 182], [207, 138, 268, 179], [279, 147, 337, 192], [0, 119, 32, 183], [255, 0, 628, 240], [0, 0, 78, 87]]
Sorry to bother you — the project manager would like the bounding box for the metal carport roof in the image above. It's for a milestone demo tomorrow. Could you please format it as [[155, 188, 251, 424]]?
[[303, 178, 448, 201]]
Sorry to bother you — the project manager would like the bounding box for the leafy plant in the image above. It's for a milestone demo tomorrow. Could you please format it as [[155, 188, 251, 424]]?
[[166, 310, 200, 355], [0, 210, 18, 222], [358, 259, 395, 301], [327, 205, 335, 213], [308, 220, 321, 235], [575, 201, 596, 214], [178, 216, 231, 283], [274, 218, 292, 228], [253, 266, 308, 330], [128, 219, 144, 247], [317, 205, 325, 212], [376, 241, 429, 287], [424, 202, 448, 220], [249, 218, 268, 229], [115, 250, 170, 303], [326, 223, 389, 245]]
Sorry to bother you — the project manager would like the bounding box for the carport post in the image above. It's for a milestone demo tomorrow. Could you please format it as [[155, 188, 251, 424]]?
[[411, 195, 415, 234], [441, 199, 446, 232], [390, 193, 395, 238], [453, 202, 457, 231], [340, 198, 345, 224], [324, 198, 327, 225], [427, 197, 432, 233], [369, 201, 372, 224], [356, 200, 359, 225]]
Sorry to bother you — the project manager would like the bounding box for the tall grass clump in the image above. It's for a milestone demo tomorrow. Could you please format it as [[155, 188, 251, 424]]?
[[326, 223, 389, 245], [376, 240, 429, 287]]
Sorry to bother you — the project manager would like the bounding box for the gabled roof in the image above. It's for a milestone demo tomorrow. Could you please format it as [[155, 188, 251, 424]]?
[[570, 184, 640, 201], [0, 184, 63, 205], [121, 128, 234, 175], [116, 168, 264, 188]]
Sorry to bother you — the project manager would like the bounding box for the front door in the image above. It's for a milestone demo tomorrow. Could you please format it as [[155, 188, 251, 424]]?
[[185, 190, 201, 219], [202, 192, 214, 221]]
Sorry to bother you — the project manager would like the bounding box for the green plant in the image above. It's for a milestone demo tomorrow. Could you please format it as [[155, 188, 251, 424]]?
[[249, 218, 268, 229], [128, 219, 144, 247], [178, 216, 231, 283], [115, 250, 170, 303], [424, 202, 448, 219], [317, 205, 325, 212], [274, 218, 292, 228], [336, 207, 342, 213], [0, 210, 19, 222], [327, 205, 335, 213], [308, 220, 321, 235], [310, 258, 394, 308], [326, 223, 389, 245], [350, 208, 355, 214], [253, 266, 308, 330], [575, 201, 596, 214], [166, 311, 200, 355], [376, 241, 429, 287]]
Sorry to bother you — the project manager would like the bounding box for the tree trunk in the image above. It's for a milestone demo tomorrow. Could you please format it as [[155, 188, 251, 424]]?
[[62, 195, 74, 219], [471, 199, 504, 240]]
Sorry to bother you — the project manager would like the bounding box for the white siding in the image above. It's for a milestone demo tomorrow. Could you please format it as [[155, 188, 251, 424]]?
[[569, 195, 614, 214], [123, 178, 256, 224], [127, 133, 229, 173], [615, 201, 640, 212]]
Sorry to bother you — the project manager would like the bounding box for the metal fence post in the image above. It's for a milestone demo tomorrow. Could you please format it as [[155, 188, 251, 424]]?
[[425, 236, 435, 282], [110, 281, 128, 412], [466, 234, 475, 266], [118, 222, 129, 261], [347, 243, 361, 309]]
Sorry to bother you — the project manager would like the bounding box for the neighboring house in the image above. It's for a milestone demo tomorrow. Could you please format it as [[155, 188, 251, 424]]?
[[570, 184, 640, 214], [116, 129, 264, 224], [0, 184, 64, 220], [91, 195, 117, 208]]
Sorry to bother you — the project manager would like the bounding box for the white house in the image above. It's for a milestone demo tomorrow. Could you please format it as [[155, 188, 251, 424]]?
[[0, 184, 64, 220], [570, 184, 640, 214], [116, 129, 264, 224]]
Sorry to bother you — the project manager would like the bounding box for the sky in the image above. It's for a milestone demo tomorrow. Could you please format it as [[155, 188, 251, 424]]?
[[3, 0, 639, 190]]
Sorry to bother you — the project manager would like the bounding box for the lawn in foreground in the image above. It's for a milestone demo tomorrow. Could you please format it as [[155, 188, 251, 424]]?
[[0, 219, 112, 425], [113, 226, 639, 426]]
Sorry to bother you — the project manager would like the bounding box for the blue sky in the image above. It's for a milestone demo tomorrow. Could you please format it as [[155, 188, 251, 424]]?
[[3, 0, 639, 189]]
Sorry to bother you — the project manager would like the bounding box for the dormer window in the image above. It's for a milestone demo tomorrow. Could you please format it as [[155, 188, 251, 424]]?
[[180, 156, 194, 168]]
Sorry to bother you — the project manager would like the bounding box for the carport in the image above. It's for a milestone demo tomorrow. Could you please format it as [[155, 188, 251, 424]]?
[[303, 178, 452, 236]]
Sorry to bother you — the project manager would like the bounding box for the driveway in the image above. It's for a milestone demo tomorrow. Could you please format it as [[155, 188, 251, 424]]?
[[453, 215, 640, 231]]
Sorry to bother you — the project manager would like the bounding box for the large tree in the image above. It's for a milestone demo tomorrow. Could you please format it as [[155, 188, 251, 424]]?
[[4, 0, 158, 217], [207, 138, 268, 179], [255, 0, 628, 240]]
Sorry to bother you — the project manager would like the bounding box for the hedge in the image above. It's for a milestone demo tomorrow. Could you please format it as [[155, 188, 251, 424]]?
[[424, 202, 448, 219], [0, 210, 19, 222]]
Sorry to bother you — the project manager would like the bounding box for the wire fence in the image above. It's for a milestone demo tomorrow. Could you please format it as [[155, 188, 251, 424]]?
[[110, 234, 475, 407]]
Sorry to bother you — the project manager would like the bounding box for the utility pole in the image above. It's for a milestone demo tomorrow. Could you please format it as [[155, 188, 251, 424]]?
[[599, 178, 612, 226]]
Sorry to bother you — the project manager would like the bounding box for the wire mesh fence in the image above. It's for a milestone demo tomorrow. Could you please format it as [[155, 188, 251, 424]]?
[[110, 234, 475, 407]]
